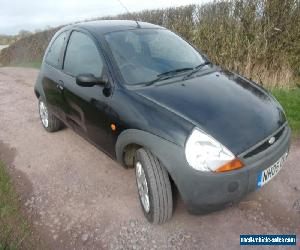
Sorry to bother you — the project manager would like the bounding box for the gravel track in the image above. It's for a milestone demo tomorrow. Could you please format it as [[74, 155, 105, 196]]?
[[0, 67, 299, 249]]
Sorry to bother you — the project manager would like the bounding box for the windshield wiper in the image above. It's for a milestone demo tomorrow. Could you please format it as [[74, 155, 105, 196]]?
[[183, 61, 212, 79], [157, 67, 193, 77], [145, 67, 193, 86]]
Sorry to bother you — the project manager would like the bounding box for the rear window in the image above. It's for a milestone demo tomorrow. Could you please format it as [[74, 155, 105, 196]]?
[[45, 32, 67, 68]]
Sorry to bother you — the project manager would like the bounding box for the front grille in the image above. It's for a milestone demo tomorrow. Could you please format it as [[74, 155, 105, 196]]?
[[243, 126, 285, 159]]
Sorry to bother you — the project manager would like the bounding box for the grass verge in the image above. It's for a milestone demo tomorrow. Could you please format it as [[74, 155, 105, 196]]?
[[2, 61, 42, 69], [0, 161, 31, 249], [271, 88, 300, 136]]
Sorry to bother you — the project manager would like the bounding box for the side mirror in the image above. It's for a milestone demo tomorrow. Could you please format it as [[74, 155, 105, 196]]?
[[76, 73, 107, 87]]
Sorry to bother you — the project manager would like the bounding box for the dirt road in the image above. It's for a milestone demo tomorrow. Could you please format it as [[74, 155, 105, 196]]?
[[0, 67, 299, 249]]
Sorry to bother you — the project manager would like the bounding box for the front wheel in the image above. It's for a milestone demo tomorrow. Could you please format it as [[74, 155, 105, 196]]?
[[134, 148, 173, 224], [38, 98, 63, 132]]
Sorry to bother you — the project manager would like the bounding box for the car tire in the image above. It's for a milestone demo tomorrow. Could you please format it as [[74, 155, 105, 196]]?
[[38, 98, 63, 132], [134, 148, 173, 224]]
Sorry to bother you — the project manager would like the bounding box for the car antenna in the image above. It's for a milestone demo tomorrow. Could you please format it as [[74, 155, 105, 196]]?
[[116, 0, 141, 28]]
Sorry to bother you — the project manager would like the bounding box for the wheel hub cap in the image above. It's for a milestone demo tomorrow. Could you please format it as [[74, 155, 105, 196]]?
[[136, 161, 150, 213], [39, 101, 49, 128]]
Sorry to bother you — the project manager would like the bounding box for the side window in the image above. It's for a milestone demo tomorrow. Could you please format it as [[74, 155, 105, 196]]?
[[46, 32, 67, 68], [64, 31, 103, 78]]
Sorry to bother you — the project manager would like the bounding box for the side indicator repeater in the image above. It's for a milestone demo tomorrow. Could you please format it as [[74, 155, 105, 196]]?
[[111, 123, 116, 131]]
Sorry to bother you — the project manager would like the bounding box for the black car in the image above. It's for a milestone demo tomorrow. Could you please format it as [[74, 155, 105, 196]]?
[[35, 20, 291, 224]]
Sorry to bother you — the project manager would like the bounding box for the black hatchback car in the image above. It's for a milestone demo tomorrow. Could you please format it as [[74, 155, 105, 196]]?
[[35, 20, 291, 224]]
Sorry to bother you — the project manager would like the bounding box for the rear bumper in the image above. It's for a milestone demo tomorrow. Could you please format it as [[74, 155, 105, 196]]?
[[156, 125, 291, 214]]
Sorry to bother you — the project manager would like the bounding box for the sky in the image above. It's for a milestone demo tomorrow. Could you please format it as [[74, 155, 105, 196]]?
[[0, 0, 210, 35]]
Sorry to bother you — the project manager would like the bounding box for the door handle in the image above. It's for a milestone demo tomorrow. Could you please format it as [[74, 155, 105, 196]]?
[[57, 80, 64, 90]]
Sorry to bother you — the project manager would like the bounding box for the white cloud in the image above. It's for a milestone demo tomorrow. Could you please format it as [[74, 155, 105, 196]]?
[[0, 0, 210, 35]]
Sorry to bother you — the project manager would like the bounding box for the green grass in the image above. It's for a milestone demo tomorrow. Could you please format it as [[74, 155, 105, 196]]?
[[272, 88, 300, 136], [0, 161, 31, 249], [3, 61, 42, 69]]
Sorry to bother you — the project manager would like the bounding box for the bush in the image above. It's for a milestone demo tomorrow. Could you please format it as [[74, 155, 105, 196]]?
[[1, 0, 299, 88]]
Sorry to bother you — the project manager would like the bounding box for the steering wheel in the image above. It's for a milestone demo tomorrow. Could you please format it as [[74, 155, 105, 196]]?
[[120, 62, 136, 71]]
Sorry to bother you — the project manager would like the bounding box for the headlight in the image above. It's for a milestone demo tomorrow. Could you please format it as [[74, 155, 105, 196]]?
[[185, 128, 243, 172]]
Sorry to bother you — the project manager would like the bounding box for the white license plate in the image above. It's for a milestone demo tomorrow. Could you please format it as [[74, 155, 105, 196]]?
[[257, 152, 288, 188]]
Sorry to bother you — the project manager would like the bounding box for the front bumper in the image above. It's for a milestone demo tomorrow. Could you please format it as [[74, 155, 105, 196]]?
[[156, 125, 291, 214]]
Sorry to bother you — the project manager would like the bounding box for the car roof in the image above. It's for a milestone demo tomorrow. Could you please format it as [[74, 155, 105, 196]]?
[[63, 20, 164, 35]]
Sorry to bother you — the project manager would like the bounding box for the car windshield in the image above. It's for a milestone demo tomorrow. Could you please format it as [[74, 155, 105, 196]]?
[[105, 29, 206, 85]]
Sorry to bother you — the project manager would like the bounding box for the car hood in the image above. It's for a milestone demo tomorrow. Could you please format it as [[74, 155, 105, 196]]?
[[134, 70, 286, 155]]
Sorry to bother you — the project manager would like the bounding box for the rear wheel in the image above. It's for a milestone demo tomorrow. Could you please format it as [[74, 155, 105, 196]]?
[[38, 98, 63, 132], [134, 148, 173, 224]]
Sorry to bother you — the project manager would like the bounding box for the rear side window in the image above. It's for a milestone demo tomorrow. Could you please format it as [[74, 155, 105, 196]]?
[[63, 31, 103, 78], [45, 32, 67, 68]]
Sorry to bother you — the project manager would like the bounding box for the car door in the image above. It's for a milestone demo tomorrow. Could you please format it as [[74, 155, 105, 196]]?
[[42, 31, 69, 120], [61, 30, 113, 154]]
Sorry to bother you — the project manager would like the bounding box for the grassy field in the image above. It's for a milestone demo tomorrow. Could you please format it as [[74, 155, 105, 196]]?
[[272, 88, 300, 136], [0, 161, 32, 249]]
